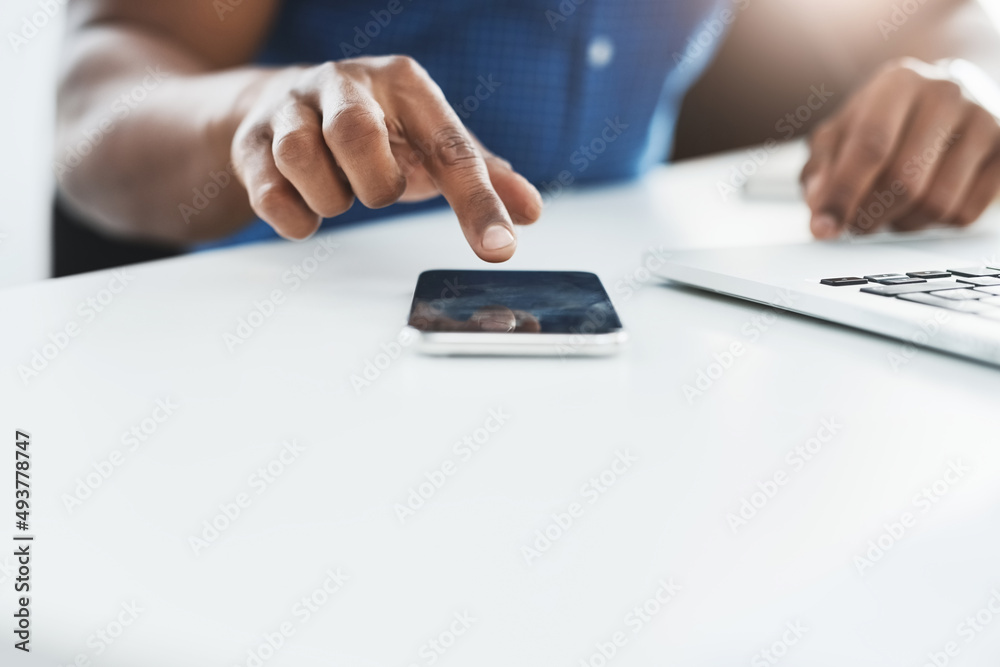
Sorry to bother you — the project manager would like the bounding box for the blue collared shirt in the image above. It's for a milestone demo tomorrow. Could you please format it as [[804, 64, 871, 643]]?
[[206, 0, 726, 248]]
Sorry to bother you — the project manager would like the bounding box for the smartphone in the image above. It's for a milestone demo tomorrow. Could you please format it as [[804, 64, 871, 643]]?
[[404, 270, 627, 356]]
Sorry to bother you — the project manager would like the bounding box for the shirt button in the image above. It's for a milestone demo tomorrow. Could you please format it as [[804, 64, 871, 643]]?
[[587, 35, 615, 69]]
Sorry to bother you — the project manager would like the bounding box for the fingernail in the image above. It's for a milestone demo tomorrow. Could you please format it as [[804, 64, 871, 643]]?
[[482, 224, 515, 250], [811, 213, 840, 239]]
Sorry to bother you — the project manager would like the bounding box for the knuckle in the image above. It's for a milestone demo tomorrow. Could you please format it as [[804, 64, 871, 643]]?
[[325, 103, 384, 148], [893, 172, 926, 204], [879, 65, 916, 92], [384, 54, 426, 79], [822, 181, 858, 216], [312, 61, 342, 82], [890, 60, 923, 84], [273, 128, 322, 165], [430, 125, 479, 168], [969, 105, 1000, 135], [852, 129, 893, 164], [251, 181, 297, 219], [361, 179, 404, 209], [930, 78, 962, 101], [235, 122, 273, 154], [317, 193, 355, 218], [882, 56, 913, 73]]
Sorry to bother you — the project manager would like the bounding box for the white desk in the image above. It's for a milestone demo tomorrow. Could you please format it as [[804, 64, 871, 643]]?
[[5, 149, 1000, 666]]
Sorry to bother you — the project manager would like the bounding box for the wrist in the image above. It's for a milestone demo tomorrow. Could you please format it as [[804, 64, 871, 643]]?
[[202, 67, 286, 167]]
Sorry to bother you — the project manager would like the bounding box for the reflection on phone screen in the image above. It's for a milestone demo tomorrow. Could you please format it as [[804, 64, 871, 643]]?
[[408, 271, 623, 334]]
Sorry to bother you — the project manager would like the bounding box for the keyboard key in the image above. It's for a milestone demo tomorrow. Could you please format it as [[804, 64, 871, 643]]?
[[881, 277, 926, 285], [897, 293, 990, 313], [820, 276, 867, 286], [907, 270, 952, 279], [931, 288, 989, 300], [980, 309, 1000, 321], [861, 280, 971, 296], [864, 273, 910, 283], [973, 285, 1000, 296], [956, 276, 1000, 286], [977, 296, 1000, 306], [947, 267, 1000, 277]]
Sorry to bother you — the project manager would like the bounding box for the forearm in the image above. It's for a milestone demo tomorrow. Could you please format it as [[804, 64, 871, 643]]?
[[56, 24, 275, 244]]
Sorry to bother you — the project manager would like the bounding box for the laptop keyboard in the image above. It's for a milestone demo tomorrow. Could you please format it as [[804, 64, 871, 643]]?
[[821, 267, 1000, 321]]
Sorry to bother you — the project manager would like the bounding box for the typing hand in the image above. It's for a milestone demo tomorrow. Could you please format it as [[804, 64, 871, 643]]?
[[231, 56, 542, 261], [802, 58, 1000, 238]]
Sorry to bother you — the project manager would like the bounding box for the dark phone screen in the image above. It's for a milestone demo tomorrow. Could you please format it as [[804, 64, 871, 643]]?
[[407, 270, 623, 334]]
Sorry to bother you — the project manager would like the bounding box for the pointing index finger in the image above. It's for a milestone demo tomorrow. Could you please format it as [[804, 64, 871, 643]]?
[[382, 65, 516, 262]]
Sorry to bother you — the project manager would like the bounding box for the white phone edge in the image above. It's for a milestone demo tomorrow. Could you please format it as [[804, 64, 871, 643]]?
[[402, 326, 628, 357]]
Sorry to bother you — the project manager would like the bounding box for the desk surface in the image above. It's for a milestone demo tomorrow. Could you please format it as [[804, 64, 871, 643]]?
[[5, 148, 1000, 666]]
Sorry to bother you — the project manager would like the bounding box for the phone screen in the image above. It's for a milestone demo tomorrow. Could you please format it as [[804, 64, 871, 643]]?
[[407, 270, 623, 334]]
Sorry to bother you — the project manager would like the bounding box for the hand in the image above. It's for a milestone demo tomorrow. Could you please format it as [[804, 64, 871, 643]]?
[[802, 58, 1000, 238], [231, 56, 543, 261]]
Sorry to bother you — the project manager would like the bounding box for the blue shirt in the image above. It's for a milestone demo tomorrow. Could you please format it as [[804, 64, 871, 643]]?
[[205, 0, 725, 248]]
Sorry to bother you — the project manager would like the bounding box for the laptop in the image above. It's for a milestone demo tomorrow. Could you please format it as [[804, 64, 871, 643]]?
[[652, 228, 1000, 366]]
